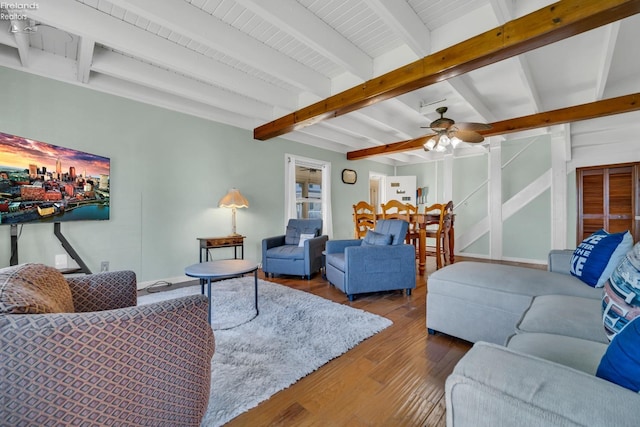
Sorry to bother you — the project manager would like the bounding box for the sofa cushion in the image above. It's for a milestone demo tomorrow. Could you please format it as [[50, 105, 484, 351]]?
[[265, 245, 305, 260], [285, 225, 300, 245], [602, 241, 640, 340], [516, 294, 609, 344], [570, 229, 632, 288], [0, 263, 74, 314], [507, 332, 608, 375], [326, 253, 346, 271], [361, 230, 392, 246], [597, 316, 640, 392]]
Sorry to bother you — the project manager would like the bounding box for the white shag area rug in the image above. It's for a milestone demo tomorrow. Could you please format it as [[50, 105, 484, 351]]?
[[138, 277, 392, 426]]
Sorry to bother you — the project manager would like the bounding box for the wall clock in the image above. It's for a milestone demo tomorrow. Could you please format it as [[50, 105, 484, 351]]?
[[342, 169, 357, 184]]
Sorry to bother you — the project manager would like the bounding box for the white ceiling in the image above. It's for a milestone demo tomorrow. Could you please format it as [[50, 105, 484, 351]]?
[[1, 0, 639, 166]]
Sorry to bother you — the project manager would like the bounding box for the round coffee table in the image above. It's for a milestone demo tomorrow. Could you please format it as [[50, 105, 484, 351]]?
[[184, 259, 259, 325]]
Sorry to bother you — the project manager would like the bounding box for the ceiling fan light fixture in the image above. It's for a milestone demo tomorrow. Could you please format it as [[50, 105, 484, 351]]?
[[439, 134, 451, 147], [423, 137, 437, 151], [450, 136, 462, 148], [434, 143, 447, 153]]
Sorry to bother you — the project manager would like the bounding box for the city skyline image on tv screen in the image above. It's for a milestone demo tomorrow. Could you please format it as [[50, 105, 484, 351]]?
[[0, 132, 110, 224]]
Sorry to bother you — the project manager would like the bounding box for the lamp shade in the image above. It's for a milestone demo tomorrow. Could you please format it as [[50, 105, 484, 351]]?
[[219, 188, 249, 209]]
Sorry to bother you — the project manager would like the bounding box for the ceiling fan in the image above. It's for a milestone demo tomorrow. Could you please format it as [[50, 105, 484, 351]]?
[[422, 107, 492, 152]]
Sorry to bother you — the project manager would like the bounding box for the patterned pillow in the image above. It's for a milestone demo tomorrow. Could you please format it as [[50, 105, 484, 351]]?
[[602, 241, 640, 341], [0, 263, 74, 314], [570, 229, 633, 287], [597, 316, 640, 392], [361, 230, 392, 246]]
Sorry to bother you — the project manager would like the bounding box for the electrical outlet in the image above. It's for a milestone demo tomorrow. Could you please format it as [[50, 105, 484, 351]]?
[[100, 261, 109, 272]]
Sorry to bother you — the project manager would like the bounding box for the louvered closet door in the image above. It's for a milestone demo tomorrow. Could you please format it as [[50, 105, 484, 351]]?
[[577, 163, 639, 244]]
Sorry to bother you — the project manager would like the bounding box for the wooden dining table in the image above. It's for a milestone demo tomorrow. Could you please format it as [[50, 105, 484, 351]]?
[[377, 212, 454, 275]]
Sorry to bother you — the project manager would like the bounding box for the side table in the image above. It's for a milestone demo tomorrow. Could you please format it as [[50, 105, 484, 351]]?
[[198, 235, 245, 262]]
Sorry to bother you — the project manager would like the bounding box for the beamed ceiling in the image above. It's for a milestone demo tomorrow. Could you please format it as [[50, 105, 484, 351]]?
[[2, 0, 640, 166]]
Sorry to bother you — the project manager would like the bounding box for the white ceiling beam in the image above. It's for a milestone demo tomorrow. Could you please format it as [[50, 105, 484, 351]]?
[[515, 56, 543, 113], [0, 20, 18, 47], [366, 0, 430, 57], [89, 73, 259, 131], [489, 0, 514, 23], [350, 104, 418, 139], [594, 22, 620, 100], [91, 48, 274, 120], [235, 0, 373, 81], [27, 0, 298, 111], [108, 0, 330, 97], [76, 37, 94, 83], [9, 20, 30, 67], [490, 0, 542, 113], [447, 75, 498, 122]]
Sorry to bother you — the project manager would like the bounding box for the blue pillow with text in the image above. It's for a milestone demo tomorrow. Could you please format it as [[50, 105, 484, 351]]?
[[597, 316, 640, 392], [570, 229, 633, 288]]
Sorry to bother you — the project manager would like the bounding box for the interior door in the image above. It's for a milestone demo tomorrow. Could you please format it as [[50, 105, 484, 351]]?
[[577, 163, 639, 244]]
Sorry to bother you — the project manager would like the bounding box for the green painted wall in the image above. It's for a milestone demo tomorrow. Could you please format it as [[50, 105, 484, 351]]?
[[0, 66, 391, 282], [501, 135, 552, 260], [453, 154, 489, 256]]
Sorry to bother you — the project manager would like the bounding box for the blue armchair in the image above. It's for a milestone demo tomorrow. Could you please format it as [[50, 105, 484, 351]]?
[[262, 219, 328, 279], [325, 219, 416, 301]]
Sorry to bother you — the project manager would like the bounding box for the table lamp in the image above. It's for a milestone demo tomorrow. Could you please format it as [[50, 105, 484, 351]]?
[[218, 188, 249, 236]]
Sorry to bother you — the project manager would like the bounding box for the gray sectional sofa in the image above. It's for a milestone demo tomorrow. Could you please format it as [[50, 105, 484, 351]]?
[[427, 250, 640, 426]]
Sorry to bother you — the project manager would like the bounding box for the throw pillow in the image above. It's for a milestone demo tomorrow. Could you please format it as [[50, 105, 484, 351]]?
[[298, 233, 315, 247], [0, 263, 74, 314], [602, 241, 640, 341], [301, 226, 321, 237], [570, 229, 633, 287], [596, 316, 640, 392], [361, 230, 392, 246], [285, 225, 300, 245]]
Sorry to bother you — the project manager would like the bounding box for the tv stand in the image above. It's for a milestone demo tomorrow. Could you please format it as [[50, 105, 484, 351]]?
[[54, 222, 92, 274], [7, 223, 92, 274], [10, 224, 18, 266]]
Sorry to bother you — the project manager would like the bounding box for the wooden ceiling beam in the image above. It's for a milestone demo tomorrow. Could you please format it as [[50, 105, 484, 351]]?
[[254, 0, 640, 141], [346, 93, 640, 160]]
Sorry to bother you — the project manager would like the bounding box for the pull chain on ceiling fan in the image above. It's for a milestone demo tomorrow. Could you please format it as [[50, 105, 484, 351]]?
[[422, 107, 492, 152]]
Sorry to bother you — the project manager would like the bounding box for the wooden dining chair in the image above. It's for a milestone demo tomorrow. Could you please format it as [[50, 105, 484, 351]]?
[[381, 200, 416, 246], [352, 201, 376, 239], [424, 201, 453, 269]]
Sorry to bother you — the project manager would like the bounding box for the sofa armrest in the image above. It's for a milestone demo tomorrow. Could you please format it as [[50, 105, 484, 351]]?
[[446, 342, 640, 427], [326, 239, 361, 254], [304, 234, 328, 255], [548, 249, 574, 275], [1, 295, 214, 426], [67, 270, 137, 312], [262, 235, 286, 251]]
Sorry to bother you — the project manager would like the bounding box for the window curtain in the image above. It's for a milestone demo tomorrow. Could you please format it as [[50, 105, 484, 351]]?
[[284, 154, 333, 238]]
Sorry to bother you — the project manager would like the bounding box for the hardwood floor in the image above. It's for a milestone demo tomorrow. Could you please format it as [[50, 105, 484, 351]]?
[[224, 258, 473, 427]]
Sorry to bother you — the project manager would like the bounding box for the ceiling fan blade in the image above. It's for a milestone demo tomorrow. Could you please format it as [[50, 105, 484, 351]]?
[[452, 130, 485, 143], [453, 122, 492, 131]]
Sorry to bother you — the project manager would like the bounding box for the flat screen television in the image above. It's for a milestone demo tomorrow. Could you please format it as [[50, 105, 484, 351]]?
[[0, 132, 110, 225]]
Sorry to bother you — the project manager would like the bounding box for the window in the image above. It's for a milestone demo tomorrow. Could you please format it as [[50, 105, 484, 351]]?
[[296, 166, 322, 219], [285, 154, 333, 238]]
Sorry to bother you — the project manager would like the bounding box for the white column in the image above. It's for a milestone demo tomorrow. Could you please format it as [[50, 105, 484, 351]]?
[[488, 138, 503, 259], [550, 124, 571, 249], [443, 155, 454, 202]]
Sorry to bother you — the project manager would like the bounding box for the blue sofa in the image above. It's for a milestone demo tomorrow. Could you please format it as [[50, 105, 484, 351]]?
[[262, 219, 328, 279], [325, 219, 416, 301]]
